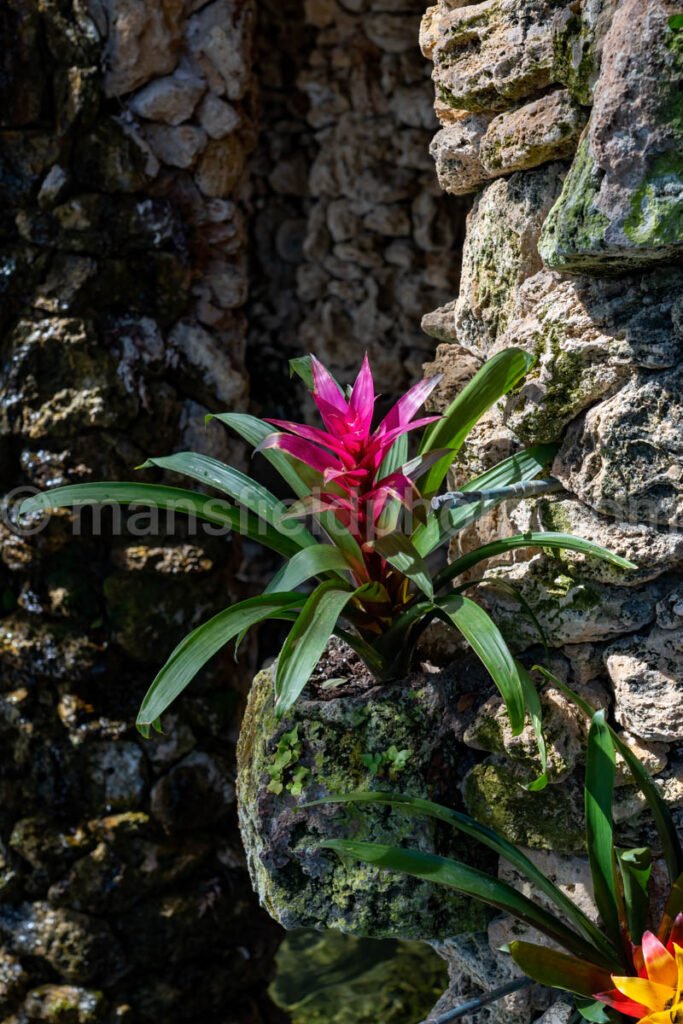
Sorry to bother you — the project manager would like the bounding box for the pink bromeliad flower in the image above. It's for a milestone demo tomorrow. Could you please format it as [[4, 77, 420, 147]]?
[[258, 354, 442, 540]]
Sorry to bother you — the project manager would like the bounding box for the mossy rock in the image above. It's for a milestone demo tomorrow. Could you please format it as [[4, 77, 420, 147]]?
[[237, 647, 490, 941]]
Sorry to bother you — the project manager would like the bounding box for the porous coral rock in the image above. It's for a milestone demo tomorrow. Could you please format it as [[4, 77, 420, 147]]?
[[237, 651, 489, 940]]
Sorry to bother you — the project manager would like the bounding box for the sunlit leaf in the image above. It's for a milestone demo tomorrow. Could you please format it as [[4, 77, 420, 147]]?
[[585, 711, 629, 965], [418, 349, 535, 497], [275, 581, 355, 718], [136, 593, 304, 728], [437, 593, 525, 735], [508, 942, 613, 998]]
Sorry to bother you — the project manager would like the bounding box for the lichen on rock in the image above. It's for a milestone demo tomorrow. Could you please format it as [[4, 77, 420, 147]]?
[[237, 646, 491, 941]]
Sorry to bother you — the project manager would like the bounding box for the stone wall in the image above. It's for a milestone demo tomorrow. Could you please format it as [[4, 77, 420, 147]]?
[[0, 2, 285, 1022], [0, 0, 467, 1020], [419, 0, 683, 1019], [246, 0, 464, 416]]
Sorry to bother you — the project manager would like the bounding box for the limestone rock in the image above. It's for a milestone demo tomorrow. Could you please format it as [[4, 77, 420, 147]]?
[[429, 117, 492, 196], [451, 166, 564, 351], [186, 0, 254, 101], [463, 680, 608, 784], [539, 0, 683, 271], [21, 985, 107, 1023], [495, 266, 683, 442], [553, 367, 683, 528], [128, 68, 206, 125], [552, 0, 619, 105], [463, 760, 585, 852], [422, 0, 569, 114], [144, 124, 207, 169], [530, 496, 683, 587], [85, 742, 147, 811], [0, 902, 125, 984], [607, 630, 683, 742], [103, 0, 185, 97], [194, 137, 245, 196], [480, 555, 668, 649], [237, 647, 489, 940], [150, 752, 235, 831], [480, 90, 587, 176], [198, 93, 241, 139], [429, 932, 533, 1024]]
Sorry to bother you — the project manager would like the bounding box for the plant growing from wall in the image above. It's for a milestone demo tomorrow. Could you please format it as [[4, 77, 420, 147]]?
[[317, 676, 683, 1024], [19, 354, 633, 747]]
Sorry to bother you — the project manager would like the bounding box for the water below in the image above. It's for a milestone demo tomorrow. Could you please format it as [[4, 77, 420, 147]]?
[[269, 928, 448, 1024]]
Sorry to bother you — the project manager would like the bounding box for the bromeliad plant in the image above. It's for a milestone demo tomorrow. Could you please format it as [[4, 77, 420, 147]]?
[[316, 676, 683, 1024], [19, 351, 633, 740]]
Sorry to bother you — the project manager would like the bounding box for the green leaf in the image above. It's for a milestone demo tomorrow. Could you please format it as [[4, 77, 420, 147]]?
[[289, 354, 345, 396], [372, 534, 434, 600], [585, 711, 628, 965], [275, 581, 355, 718], [437, 593, 525, 735], [434, 531, 637, 591], [575, 999, 612, 1023], [136, 593, 304, 727], [17, 481, 301, 558], [309, 790, 620, 967], [413, 443, 558, 556], [535, 666, 683, 886], [141, 451, 317, 548], [418, 348, 535, 497], [658, 872, 683, 941], [507, 942, 613, 998], [321, 840, 608, 963], [518, 662, 548, 792], [618, 847, 652, 944], [209, 412, 314, 498], [265, 544, 353, 594], [669, 14, 683, 29]]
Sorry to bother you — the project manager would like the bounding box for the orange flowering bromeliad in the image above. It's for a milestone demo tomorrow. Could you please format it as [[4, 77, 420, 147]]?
[[597, 920, 683, 1023], [18, 353, 632, 743], [316, 679, 683, 1024]]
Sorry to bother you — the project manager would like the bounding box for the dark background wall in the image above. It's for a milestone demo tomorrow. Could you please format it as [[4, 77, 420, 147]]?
[[0, 1, 462, 1021]]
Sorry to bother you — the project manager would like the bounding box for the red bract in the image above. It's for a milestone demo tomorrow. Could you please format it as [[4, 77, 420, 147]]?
[[259, 353, 441, 542]]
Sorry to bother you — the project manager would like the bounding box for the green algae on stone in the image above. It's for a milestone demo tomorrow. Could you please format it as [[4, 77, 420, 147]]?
[[237, 654, 489, 941], [463, 761, 585, 853], [623, 153, 683, 248], [538, 137, 611, 273], [269, 929, 448, 1024]]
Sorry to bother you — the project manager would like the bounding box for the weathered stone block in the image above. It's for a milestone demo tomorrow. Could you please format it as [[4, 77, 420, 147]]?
[[540, 0, 683, 271], [237, 649, 490, 940]]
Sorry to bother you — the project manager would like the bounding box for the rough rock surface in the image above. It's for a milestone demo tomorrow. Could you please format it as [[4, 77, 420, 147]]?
[[539, 0, 683, 271], [237, 648, 492, 940], [0, 2, 278, 1022], [419, 0, 683, 1016]]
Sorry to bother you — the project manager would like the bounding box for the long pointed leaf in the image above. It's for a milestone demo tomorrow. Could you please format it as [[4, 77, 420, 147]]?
[[418, 349, 535, 497], [372, 534, 434, 601], [209, 412, 315, 498], [289, 354, 345, 396], [265, 544, 353, 593], [518, 662, 549, 793], [310, 791, 620, 968], [434, 532, 637, 592], [437, 594, 525, 735], [136, 593, 305, 728], [508, 942, 613, 998], [413, 443, 558, 556], [321, 840, 606, 964], [535, 667, 683, 885], [141, 452, 316, 550], [618, 848, 652, 944], [585, 711, 629, 965], [275, 581, 355, 718], [18, 482, 300, 558]]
